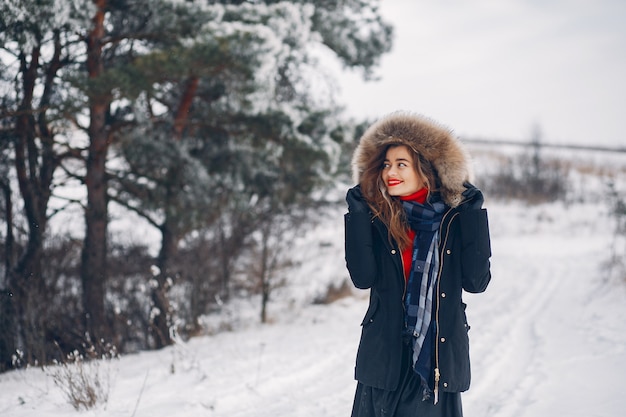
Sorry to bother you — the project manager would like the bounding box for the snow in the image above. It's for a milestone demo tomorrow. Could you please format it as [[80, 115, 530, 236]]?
[[2, 179, 626, 416]]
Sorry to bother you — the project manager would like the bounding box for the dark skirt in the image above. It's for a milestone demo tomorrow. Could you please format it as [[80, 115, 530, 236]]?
[[351, 341, 463, 417]]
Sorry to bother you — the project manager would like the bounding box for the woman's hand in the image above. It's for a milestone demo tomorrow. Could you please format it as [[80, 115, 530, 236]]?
[[461, 182, 484, 210]]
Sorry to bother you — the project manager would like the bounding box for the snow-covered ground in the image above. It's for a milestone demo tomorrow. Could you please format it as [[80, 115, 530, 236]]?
[[2, 185, 626, 416]]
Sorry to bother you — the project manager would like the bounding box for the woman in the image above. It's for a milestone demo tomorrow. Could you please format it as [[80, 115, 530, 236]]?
[[345, 112, 491, 417]]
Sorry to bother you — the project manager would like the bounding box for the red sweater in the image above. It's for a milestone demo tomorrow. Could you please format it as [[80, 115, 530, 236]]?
[[399, 188, 428, 281]]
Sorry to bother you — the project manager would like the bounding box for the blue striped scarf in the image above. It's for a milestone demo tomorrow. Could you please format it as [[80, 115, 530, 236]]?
[[402, 194, 446, 397]]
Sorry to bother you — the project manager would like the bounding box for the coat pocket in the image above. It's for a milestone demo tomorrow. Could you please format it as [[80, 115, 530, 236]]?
[[461, 302, 470, 332], [361, 296, 380, 326]]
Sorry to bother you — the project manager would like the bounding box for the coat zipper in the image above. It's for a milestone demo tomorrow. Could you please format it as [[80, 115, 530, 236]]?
[[433, 210, 459, 404], [400, 244, 408, 327]]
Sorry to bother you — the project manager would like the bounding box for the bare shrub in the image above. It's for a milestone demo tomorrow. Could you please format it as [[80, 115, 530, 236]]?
[[47, 342, 118, 411], [107, 243, 160, 352], [606, 180, 626, 282], [484, 139, 570, 204], [313, 279, 353, 305]]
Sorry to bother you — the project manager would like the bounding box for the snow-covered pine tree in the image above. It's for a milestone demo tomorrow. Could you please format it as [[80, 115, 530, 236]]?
[[0, 0, 393, 364]]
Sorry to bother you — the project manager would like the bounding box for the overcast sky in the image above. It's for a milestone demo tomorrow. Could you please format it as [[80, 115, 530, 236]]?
[[332, 0, 626, 147]]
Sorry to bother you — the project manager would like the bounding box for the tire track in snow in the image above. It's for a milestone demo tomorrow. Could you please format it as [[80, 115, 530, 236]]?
[[463, 201, 617, 417], [464, 234, 565, 417]]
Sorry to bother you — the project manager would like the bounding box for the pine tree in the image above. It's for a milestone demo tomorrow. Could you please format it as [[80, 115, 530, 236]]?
[[110, 0, 392, 330], [0, 0, 393, 361], [0, 0, 93, 367]]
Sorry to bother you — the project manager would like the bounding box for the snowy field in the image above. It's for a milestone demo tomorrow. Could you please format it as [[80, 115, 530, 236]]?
[[2, 181, 626, 416]]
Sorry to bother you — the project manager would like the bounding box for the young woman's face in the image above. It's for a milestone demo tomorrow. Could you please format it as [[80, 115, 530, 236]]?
[[381, 145, 425, 197]]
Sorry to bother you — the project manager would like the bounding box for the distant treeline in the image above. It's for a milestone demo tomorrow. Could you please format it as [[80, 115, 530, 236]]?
[[463, 137, 626, 153]]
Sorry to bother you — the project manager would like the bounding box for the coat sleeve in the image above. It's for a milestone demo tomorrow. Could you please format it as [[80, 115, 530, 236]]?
[[345, 211, 378, 289], [458, 208, 492, 293]]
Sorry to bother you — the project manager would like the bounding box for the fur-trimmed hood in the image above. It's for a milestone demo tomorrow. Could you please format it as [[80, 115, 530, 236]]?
[[352, 112, 473, 208]]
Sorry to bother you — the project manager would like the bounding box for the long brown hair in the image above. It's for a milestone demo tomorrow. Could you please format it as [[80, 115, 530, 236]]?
[[360, 144, 439, 249]]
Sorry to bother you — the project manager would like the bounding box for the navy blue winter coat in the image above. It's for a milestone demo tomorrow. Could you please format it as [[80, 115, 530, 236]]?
[[345, 202, 491, 393]]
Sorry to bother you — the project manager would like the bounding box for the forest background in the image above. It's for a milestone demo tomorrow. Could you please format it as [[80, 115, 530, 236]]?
[[0, 0, 394, 370], [1, 0, 624, 381]]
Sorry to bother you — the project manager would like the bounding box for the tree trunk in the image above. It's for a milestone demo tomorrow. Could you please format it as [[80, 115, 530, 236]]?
[[0, 179, 15, 372], [81, 0, 111, 344], [1, 179, 13, 284], [148, 75, 199, 348], [151, 220, 176, 348], [218, 221, 232, 302], [260, 224, 271, 324], [11, 44, 55, 365], [173, 76, 199, 141]]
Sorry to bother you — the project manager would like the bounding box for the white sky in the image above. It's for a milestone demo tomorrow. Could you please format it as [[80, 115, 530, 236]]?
[[333, 0, 626, 147]]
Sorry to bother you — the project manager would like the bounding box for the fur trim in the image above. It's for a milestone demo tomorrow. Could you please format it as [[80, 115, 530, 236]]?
[[351, 112, 474, 208]]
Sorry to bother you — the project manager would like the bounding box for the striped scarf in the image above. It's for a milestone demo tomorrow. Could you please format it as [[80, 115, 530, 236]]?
[[402, 194, 446, 397]]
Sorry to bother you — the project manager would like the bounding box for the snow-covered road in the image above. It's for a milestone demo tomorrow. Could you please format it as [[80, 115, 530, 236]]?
[[464, 202, 626, 417]]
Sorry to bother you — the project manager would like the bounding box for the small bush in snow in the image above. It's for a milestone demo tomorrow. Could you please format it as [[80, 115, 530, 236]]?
[[313, 279, 353, 305], [606, 180, 626, 282], [47, 343, 118, 410], [485, 140, 570, 204]]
